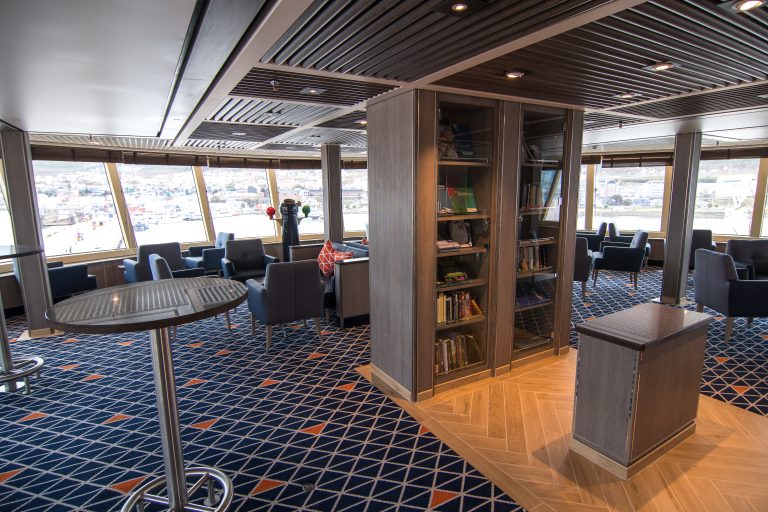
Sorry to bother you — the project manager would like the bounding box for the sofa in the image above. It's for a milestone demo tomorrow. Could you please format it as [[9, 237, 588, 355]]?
[[289, 241, 369, 328], [45, 262, 98, 300], [725, 239, 768, 280]]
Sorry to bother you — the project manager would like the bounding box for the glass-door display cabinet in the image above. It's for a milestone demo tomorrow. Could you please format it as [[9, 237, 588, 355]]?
[[513, 105, 566, 356]]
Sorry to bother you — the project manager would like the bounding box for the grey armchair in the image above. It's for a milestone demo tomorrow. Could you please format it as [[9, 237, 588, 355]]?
[[124, 242, 204, 283], [147, 254, 205, 338], [694, 249, 768, 342], [608, 223, 651, 265], [689, 229, 716, 270], [725, 239, 768, 280], [246, 260, 325, 351], [45, 262, 98, 301], [592, 230, 649, 289], [184, 232, 234, 273], [221, 239, 279, 283], [576, 222, 607, 253], [573, 237, 592, 299]]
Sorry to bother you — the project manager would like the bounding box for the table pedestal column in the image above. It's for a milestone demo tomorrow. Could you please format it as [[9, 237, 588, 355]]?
[[0, 292, 43, 394], [121, 327, 233, 512]]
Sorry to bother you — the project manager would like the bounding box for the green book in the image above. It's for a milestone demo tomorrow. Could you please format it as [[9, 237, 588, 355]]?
[[446, 186, 477, 213]]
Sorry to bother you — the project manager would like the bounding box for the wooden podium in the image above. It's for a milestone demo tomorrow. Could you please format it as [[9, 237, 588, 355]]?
[[570, 303, 712, 479]]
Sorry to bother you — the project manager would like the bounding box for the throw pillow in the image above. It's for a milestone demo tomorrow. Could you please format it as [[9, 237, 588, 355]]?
[[334, 251, 353, 267], [317, 240, 336, 277], [361, 237, 368, 245]]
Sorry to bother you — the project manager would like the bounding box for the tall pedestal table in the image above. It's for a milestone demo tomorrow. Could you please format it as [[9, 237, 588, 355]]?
[[46, 277, 247, 512], [0, 244, 45, 393]]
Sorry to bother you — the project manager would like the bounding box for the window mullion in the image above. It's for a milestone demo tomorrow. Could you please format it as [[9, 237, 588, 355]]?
[[660, 164, 673, 235], [193, 165, 216, 241], [585, 163, 595, 231], [267, 168, 280, 238], [751, 157, 768, 238], [104, 162, 137, 249]]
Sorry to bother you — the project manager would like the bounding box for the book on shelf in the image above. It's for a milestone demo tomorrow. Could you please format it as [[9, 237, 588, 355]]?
[[517, 244, 549, 272], [520, 183, 543, 210], [437, 291, 482, 324], [516, 290, 550, 309], [434, 332, 482, 375], [436, 240, 472, 252], [446, 186, 478, 213]]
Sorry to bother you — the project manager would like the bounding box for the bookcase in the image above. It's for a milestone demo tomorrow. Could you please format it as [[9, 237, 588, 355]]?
[[368, 90, 582, 401]]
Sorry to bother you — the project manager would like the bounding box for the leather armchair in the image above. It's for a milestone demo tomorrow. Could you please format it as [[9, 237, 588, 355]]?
[[184, 232, 234, 273], [689, 229, 716, 270], [46, 262, 97, 300], [222, 239, 278, 283], [247, 260, 325, 351], [573, 237, 592, 299], [694, 249, 768, 342], [576, 222, 607, 253], [608, 223, 651, 264], [592, 230, 649, 289], [725, 239, 768, 280], [124, 242, 204, 283]]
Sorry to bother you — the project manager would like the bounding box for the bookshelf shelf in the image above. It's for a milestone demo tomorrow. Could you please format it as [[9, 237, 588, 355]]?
[[436, 246, 487, 258], [437, 213, 490, 222], [513, 329, 552, 352], [521, 159, 562, 167], [519, 238, 556, 247], [515, 300, 553, 313], [438, 159, 489, 167], [437, 278, 488, 292], [434, 360, 485, 380], [436, 314, 485, 331], [519, 207, 558, 215], [517, 267, 554, 278]]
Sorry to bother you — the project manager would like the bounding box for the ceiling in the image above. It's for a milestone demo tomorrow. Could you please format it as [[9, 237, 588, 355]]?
[[4, 0, 768, 159]]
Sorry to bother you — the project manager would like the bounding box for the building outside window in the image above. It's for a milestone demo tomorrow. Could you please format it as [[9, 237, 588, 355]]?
[[341, 168, 368, 234], [274, 169, 324, 235], [577, 165, 587, 230], [693, 159, 759, 236], [118, 164, 207, 245], [204, 167, 276, 239], [33, 161, 125, 255], [593, 165, 666, 233]]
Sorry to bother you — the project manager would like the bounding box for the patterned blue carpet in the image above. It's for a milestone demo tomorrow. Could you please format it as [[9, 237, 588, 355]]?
[[0, 267, 766, 511]]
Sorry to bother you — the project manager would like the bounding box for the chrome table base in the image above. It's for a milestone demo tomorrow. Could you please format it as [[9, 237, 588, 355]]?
[[0, 293, 44, 394], [122, 327, 232, 512]]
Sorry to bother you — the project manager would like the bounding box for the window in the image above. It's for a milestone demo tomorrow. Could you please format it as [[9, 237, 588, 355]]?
[[341, 168, 368, 234], [693, 159, 759, 236], [118, 164, 207, 245], [33, 161, 126, 256], [274, 169, 325, 235], [0, 159, 12, 246], [577, 165, 587, 230], [203, 167, 276, 239], [593, 165, 666, 233]]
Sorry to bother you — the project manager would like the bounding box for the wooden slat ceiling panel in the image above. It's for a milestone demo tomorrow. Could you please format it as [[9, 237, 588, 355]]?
[[318, 111, 367, 129], [189, 121, 293, 142], [258, 143, 367, 155], [271, 127, 367, 147], [611, 82, 768, 118], [260, 0, 614, 81], [29, 133, 174, 150], [209, 97, 341, 126], [230, 68, 396, 106], [436, 0, 768, 112], [583, 112, 648, 130]]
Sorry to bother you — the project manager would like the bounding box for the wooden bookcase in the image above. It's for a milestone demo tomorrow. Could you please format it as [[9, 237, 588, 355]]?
[[368, 90, 583, 401]]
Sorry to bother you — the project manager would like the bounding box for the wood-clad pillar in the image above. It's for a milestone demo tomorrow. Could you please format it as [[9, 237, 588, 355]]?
[[321, 143, 343, 242], [0, 127, 54, 336], [660, 132, 702, 304]]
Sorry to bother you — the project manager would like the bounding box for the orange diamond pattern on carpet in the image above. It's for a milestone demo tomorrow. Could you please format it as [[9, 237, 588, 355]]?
[[299, 422, 326, 435], [430, 489, 458, 508], [102, 414, 131, 425], [18, 412, 47, 422], [251, 479, 284, 495], [191, 418, 219, 430], [110, 476, 146, 494], [0, 469, 24, 484]]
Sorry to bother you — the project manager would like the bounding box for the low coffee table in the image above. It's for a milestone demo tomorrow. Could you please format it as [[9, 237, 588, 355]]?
[[47, 277, 247, 512]]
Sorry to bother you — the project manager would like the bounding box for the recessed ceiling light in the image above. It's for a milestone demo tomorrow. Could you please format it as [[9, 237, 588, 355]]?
[[451, 2, 468, 11], [615, 92, 639, 99], [285, 146, 295, 149], [732, 0, 764, 11], [505, 70, 525, 79], [299, 87, 326, 95], [356, 120, 368, 125], [231, 132, 246, 136], [645, 61, 676, 72]]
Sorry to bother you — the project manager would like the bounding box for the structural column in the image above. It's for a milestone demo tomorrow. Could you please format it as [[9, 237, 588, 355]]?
[[660, 132, 702, 304], [321, 143, 343, 242], [0, 127, 54, 335]]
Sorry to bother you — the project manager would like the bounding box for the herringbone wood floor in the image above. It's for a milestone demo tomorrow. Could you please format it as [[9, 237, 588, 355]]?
[[362, 350, 768, 511]]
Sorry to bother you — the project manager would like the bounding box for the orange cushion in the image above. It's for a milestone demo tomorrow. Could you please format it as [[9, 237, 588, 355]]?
[[317, 240, 335, 277]]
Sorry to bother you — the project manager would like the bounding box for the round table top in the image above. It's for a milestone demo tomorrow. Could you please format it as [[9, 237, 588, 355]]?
[[46, 277, 247, 335], [0, 244, 42, 259]]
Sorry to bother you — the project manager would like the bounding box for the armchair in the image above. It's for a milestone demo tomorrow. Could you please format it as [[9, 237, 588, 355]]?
[[592, 230, 649, 289], [694, 249, 768, 342], [576, 222, 607, 253], [689, 229, 716, 270], [124, 242, 204, 283], [46, 262, 97, 301], [184, 232, 234, 273], [608, 224, 651, 265], [725, 239, 768, 280], [573, 237, 592, 299], [246, 260, 325, 351], [222, 239, 278, 283]]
